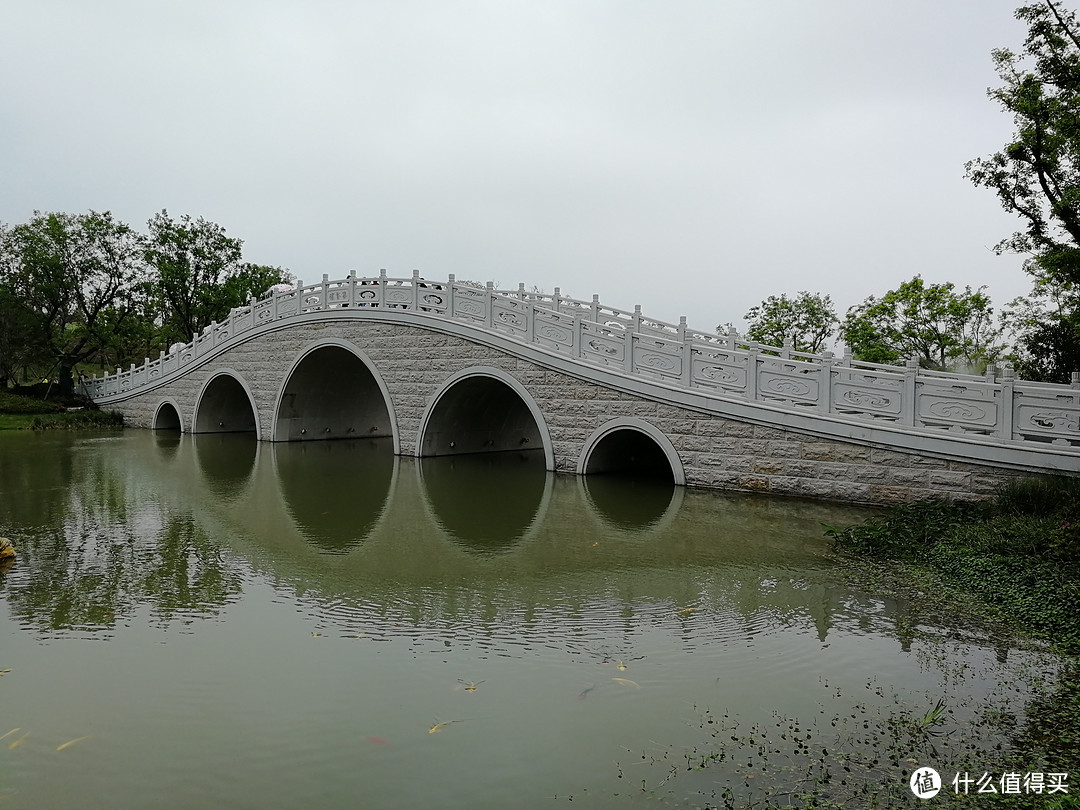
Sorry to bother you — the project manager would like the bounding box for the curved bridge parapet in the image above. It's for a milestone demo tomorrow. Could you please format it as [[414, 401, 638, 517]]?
[[83, 271, 1080, 476]]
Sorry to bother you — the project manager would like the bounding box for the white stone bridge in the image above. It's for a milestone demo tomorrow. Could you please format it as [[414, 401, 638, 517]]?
[[83, 271, 1080, 504]]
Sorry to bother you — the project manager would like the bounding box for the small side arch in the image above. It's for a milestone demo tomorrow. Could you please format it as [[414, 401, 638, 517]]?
[[577, 417, 686, 485], [192, 369, 260, 435], [152, 398, 184, 432], [416, 366, 555, 471]]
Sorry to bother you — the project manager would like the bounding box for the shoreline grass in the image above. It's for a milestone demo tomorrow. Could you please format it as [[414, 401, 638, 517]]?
[[0, 391, 123, 431]]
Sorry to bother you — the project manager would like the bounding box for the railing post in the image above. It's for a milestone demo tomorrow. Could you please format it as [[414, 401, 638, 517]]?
[[679, 316, 691, 386], [624, 329, 634, 372], [553, 287, 562, 313], [486, 281, 495, 329], [746, 345, 758, 400], [999, 362, 1015, 440], [292, 279, 304, 319], [412, 269, 421, 310], [902, 358, 919, 427], [573, 311, 583, 358], [1072, 371, 1080, 389], [727, 325, 738, 351], [378, 269, 387, 308], [525, 288, 535, 342], [591, 294, 600, 323], [782, 335, 792, 360], [348, 270, 357, 306], [632, 304, 642, 333], [447, 273, 456, 318], [819, 350, 834, 413]]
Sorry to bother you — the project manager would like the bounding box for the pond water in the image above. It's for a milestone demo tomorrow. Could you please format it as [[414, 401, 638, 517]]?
[[0, 431, 1059, 808]]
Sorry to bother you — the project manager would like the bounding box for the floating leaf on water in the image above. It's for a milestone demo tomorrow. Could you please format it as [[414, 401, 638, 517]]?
[[56, 736, 91, 751], [429, 719, 466, 734]]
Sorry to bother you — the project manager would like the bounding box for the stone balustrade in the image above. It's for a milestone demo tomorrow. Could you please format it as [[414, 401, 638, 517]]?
[[83, 271, 1080, 452]]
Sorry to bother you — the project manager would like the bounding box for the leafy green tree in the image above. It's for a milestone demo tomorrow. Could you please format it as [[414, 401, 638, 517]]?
[[739, 291, 838, 353], [965, 0, 1080, 380], [0, 211, 145, 396], [839, 276, 1005, 371], [145, 211, 291, 343], [1003, 276, 1080, 379], [0, 281, 49, 387], [145, 211, 243, 343]]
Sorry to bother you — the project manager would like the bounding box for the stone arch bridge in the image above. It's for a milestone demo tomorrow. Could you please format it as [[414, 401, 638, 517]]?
[[84, 272, 1080, 504]]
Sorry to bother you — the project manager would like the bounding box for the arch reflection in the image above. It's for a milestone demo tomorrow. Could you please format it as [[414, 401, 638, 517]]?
[[192, 433, 257, 500], [273, 438, 395, 553], [581, 474, 684, 534], [419, 450, 549, 554], [153, 431, 181, 461]]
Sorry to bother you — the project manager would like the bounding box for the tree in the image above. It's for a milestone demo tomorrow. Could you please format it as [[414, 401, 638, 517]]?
[[145, 211, 291, 343], [1003, 274, 1080, 378], [145, 211, 243, 343], [965, 1, 1080, 380], [0, 211, 145, 396], [0, 281, 49, 388], [839, 276, 1005, 371], [739, 291, 838, 353]]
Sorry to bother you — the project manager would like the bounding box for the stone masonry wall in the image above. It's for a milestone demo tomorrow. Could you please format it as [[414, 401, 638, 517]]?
[[106, 320, 1026, 505]]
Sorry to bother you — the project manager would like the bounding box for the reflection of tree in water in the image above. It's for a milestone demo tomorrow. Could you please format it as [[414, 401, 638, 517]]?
[[0, 442, 244, 633], [136, 515, 244, 623], [3, 511, 243, 633], [274, 439, 394, 553], [193, 433, 257, 499], [0, 434, 77, 530], [420, 451, 546, 553], [583, 475, 676, 531]]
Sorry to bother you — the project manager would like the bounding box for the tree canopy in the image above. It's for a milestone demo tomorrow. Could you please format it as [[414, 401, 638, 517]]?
[[0, 210, 291, 396], [0, 211, 144, 395], [966, 0, 1080, 380], [739, 291, 838, 354], [839, 276, 1004, 371]]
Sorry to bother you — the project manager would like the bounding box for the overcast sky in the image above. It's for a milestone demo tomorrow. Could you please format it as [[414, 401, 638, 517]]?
[[0, 1, 1042, 336]]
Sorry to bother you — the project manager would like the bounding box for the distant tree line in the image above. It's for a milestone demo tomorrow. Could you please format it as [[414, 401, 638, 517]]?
[[0, 210, 290, 396]]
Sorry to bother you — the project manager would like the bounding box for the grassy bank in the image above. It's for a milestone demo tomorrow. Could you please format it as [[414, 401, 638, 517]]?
[[0, 391, 123, 431], [821, 478, 1080, 809], [827, 478, 1080, 653]]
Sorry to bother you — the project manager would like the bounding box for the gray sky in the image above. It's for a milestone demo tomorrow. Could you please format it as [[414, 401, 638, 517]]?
[[0, 1, 1039, 337]]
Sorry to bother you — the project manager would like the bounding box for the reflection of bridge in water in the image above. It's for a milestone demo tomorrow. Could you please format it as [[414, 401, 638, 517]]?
[[86, 273, 1080, 504]]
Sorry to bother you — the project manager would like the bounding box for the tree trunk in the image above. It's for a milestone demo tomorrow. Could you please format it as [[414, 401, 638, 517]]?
[[56, 361, 75, 399]]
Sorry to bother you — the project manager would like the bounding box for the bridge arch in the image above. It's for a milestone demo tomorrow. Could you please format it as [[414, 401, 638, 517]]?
[[271, 339, 398, 450], [416, 366, 555, 470], [577, 417, 686, 485], [152, 398, 183, 432], [193, 370, 260, 434]]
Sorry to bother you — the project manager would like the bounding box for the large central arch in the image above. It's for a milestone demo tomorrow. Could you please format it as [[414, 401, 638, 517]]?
[[272, 339, 398, 449], [416, 366, 555, 470]]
